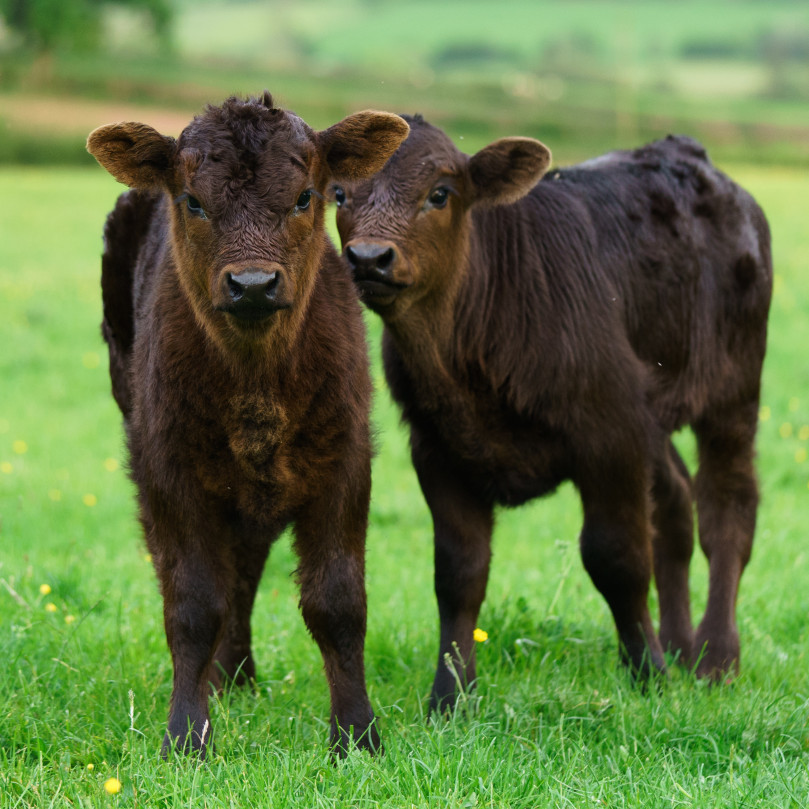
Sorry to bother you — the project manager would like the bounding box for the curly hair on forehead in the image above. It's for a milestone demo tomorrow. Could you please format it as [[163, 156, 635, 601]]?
[[178, 92, 313, 184], [217, 90, 279, 120], [210, 94, 284, 149]]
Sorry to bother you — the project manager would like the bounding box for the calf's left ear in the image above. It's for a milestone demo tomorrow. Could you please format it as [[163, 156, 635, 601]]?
[[468, 137, 551, 207], [318, 111, 410, 181], [87, 122, 176, 189]]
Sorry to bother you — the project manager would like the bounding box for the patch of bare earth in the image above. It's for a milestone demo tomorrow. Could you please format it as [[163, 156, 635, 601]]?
[[0, 93, 198, 137]]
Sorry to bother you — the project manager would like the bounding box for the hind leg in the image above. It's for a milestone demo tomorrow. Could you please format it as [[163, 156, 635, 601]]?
[[651, 440, 695, 665], [578, 455, 665, 678], [692, 401, 759, 680]]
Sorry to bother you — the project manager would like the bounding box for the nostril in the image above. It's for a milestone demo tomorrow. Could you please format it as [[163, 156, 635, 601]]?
[[264, 271, 279, 298], [376, 248, 395, 271], [345, 246, 359, 269], [226, 272, 244, 301]]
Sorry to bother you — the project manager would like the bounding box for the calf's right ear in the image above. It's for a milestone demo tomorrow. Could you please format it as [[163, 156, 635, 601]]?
[[468, 137, 551, 207], [87, 122, 176, 189]]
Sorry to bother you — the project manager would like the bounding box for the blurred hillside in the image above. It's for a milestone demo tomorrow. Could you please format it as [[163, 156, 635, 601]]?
[[1, 0, 808, 166]]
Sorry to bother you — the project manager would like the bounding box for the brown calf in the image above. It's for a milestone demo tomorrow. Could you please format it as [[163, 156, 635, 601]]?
[[87, 93, 408, 755], [333, 116, 772, 711]]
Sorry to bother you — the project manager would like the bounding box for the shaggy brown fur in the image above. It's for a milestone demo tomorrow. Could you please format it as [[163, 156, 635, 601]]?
[[87, 92, 408, 756], [334, 117, 772, 711]]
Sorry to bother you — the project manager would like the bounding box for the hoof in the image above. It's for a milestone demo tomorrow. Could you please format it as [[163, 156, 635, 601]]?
[[693, 625, 739, 682], [330, 717, 382, 758]]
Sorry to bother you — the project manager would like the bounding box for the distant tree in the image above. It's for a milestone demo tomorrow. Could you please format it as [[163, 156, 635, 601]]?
[[0, 0, 172, 52]]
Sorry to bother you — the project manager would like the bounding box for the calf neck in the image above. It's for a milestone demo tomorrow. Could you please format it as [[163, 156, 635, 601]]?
[[87, 93, 408, 755], [334, 116, 772, 710]]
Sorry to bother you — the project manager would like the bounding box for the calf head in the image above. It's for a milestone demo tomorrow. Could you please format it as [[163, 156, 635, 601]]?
[[334, 115, 551, 320], [87, 92, 409, 352]]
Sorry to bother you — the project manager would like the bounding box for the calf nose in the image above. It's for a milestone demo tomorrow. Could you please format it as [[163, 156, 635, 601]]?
[[345, 241, 398, 282], [220, 267, 289, 321], [225, 269, 280, 305]]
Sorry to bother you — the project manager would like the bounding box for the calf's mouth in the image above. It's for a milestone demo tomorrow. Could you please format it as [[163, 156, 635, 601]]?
[[354, 276, 409, 309]]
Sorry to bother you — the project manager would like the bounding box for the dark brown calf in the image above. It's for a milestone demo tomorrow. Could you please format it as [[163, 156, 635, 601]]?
[[333, 117, 772, 711], [87, 93, 408, 756]]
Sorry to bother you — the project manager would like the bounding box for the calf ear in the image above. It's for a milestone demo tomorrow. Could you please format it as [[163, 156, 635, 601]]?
[[86, 122, 176, 189], [318, 111, 409, 181], [468, 137, 551, 207]]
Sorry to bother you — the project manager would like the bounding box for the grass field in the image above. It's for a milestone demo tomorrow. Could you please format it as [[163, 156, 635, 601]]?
[[0, 157, 807, 807]]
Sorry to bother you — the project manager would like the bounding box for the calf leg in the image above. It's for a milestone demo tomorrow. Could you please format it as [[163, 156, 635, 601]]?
[[692, 402, 759, 680], [293, 475, 379, 755], [411, 438, 494, 714], [211, 530, 273, 689], [578, 459, 665, 678], [651, 440, 694, 665], [154, 537, 233, 758]]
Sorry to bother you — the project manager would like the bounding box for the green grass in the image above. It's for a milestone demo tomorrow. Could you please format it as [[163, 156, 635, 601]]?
[[1, 164, 808, 807]]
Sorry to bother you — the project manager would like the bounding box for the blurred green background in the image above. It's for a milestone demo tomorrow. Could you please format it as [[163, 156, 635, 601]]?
[[1, 0, 808, 166]]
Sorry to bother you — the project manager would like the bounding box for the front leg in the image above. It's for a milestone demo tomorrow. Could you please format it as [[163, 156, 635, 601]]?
[[211, 525, 275, 690], [293, 467, 379, 755], [411, 431, 494, 714], [145, 510, 234, 759]]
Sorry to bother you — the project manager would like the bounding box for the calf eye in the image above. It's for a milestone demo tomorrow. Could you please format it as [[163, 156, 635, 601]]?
[[186, 195, 206, 219], [296, 189, 312, 211], [428, 187, 450, 209], [333, 186, 346, 207]]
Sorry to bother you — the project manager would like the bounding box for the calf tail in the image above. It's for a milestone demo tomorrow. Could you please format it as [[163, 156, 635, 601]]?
[[100, 189, 157, 418]]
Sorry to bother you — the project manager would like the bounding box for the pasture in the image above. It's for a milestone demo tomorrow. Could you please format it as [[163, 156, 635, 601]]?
[[1, 156, 808, 806]]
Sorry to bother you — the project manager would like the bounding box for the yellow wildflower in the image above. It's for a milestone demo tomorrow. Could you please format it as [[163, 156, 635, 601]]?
[[45, 603, 57, 613], [473, 628, 488, 643], [104, 777, 122, 795], [12, 440, 27, 454], [83, 493, 98, 507], [39, 584, 52, 595]]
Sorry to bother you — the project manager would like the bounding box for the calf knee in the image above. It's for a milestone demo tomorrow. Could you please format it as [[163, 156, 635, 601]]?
[[298, 556, 367, 652], [580, 520, 653, 606]]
